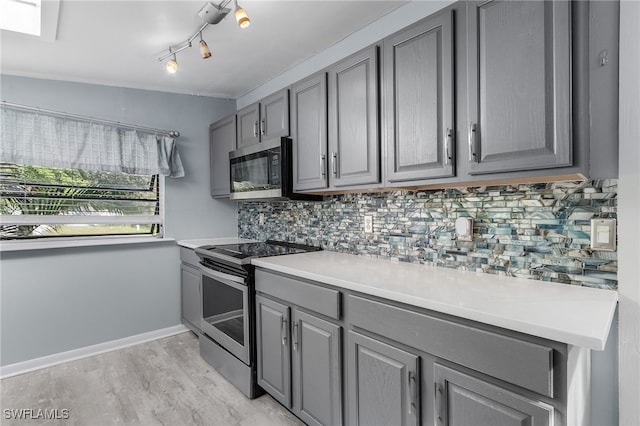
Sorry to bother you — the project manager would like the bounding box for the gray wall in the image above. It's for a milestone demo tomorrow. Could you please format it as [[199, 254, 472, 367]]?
[[0, 75, 237, 366]]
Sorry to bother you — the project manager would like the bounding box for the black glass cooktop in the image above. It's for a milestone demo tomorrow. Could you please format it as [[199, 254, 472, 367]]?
[[196, 240, 321, 265]]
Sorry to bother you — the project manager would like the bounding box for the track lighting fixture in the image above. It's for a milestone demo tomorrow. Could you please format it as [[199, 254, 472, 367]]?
[[234, 0, 250, 29], [157, 0, 251, 73], [166, 51, 178, 74], [199, 33, 212, 59]]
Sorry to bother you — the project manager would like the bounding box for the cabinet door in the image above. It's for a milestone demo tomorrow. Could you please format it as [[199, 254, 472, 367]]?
[[434, 364, 554, 426], [261, 89, 290, 140], [180, 263, 202, 333], [292, 309, 342, 426], [291, 73, 329, 191], [384, 10, 455, 183], [256, 295, 291, 407], [348, 331, 420, 426], [328, 46, 380, 188], [209, 114, 236, 198], [237, 103, 260, 148], [466, 0, 572, 174]]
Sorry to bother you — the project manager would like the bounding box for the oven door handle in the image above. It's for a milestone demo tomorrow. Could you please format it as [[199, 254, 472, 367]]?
[[199, 265, 247, 286]]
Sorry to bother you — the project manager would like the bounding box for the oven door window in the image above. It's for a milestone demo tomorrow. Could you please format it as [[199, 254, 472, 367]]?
[[201, 269, 250, 364], [230, 147, 281, 194]]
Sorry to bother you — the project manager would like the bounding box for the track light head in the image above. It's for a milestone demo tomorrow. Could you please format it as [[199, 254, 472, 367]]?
[[166, 55, 178, 74], [200, 39, 212, 59], [234, 1, 250, 29]]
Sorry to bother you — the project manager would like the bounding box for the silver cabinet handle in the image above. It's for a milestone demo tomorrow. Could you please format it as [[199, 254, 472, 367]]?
[[445, 128, 454, 166], [409, 371, 417, 415], [435, 382, 444, 423], [321, 154, 326, 179], [331, 152, 338, 177], [281, 317, 287, 345], [293, 322, 299, 351], [253, 121, 258, 138], [469, 123, 478, 163], [260, 119, 265, 136]]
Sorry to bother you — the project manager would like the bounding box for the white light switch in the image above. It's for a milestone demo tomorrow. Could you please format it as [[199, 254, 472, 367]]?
[[591, 218, 616, 251]]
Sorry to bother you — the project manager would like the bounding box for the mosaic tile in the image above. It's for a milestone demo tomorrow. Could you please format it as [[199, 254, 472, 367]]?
[[237, 180, 618, 290]]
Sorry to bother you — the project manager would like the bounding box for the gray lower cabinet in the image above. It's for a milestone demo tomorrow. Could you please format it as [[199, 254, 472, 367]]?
[[434, 364, 554, 426], [255, 294, 291, 406], [465, 0, 572, 174], [292, 309, 342, 426], [348, 331, 420, 426], [209, 114, 236, 198], [383, 8, 455, 184], [255, 270, 343, 426], [180, 247, 202, 333]]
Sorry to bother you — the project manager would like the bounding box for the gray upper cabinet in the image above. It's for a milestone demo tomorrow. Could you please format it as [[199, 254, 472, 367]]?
[[466, 0, 572, 175], [209, 114, 236, 198], [291, 73, 329, 191], [292, 309, 342, 426], [328, 46, 380, 188], [384, 9, 455, 184], [348, 331, 420, 426], [237, 89, 290, 149], [434, 364, 554, 426], [256, 294, 291, 407], [236, 103, 260, 148]]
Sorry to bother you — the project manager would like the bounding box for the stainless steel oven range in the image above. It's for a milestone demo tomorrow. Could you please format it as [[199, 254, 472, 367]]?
[[195, 240, 321, 399]]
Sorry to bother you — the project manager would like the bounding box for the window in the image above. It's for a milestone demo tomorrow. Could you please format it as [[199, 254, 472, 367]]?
[[0, 163, 163, 240]]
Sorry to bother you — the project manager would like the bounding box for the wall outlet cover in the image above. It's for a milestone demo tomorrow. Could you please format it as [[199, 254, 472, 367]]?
[[364, 215, 373, 233], [590, 218, 616, 251], [455, 217, 474, 241]]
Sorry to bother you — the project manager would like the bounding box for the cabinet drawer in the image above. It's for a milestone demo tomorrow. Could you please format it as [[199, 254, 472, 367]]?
[[180, 247, 201, 267], [348, 295, 554, 397], [256, 269, 341, 320]]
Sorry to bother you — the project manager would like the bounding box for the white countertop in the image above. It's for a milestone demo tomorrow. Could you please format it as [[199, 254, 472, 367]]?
[[177, 237, 254, 250], [252, 251, 618, 350]]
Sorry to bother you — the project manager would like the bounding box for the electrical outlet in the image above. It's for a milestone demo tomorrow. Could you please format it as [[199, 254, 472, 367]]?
[[364, 215, 373, 233], [590, 218, 616, 251], [258, 213, 265, 226]]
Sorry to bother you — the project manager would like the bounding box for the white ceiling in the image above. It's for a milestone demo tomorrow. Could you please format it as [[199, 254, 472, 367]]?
[[0, 0, 408, 99]]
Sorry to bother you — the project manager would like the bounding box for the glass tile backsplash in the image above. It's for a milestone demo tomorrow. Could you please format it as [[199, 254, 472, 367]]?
[[238, 180, 618, 290]]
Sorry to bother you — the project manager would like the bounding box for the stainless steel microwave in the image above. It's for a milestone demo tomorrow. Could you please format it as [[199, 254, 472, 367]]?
[[229, 137, 321, 201]]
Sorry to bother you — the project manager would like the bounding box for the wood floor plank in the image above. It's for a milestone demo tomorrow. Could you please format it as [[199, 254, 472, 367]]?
[[0, 332, 303, 426]]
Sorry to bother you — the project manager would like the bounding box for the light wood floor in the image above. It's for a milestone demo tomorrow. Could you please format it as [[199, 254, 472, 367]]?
[[0, 331, 304, 426]]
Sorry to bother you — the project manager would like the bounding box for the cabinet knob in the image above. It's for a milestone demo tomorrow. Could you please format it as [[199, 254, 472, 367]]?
[[260, 119, 266, 136], [253, 121, 258, 138]]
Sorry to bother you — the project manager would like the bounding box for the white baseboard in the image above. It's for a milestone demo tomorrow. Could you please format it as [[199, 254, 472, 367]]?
[[0, 324, 190, 379]]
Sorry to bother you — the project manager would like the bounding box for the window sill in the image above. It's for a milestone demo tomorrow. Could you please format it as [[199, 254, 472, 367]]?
[[0, 236, 176, 253]]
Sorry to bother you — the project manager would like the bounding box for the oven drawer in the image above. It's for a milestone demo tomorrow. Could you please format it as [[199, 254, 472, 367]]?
[[255, 269, 341, 320]]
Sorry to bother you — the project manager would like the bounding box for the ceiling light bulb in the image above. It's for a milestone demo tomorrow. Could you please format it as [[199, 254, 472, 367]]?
[[199, 39, 211, 59], [234, 4, 250, 29], [166, 57, 178, 74]]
